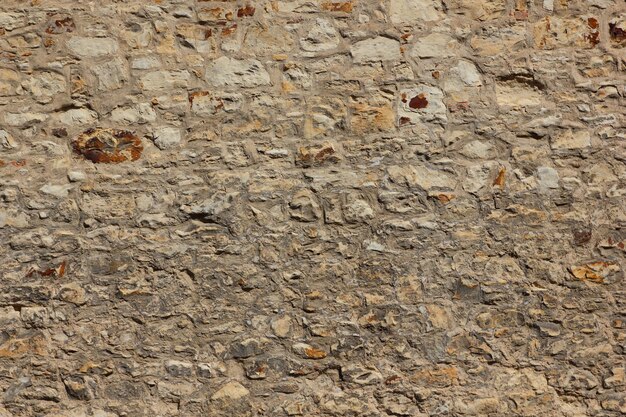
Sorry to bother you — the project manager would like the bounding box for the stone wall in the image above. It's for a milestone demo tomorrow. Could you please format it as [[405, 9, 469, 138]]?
[[0, 0, 625, 416]]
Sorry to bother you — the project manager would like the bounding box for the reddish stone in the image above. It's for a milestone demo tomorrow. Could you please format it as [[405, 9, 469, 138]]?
[[45, 16, 75, 34], [304, 347, 327, 359], [321, 2, 353, 12], [493, 167, 506, 187], [237, 5, 255, 17], [26, 261, 67, 278], [409, 93, 428, 109], [11, 159, 26, 167], [222, 24, 237, 36], [399, 116, 411, 125], [72, 128, 143, 164]]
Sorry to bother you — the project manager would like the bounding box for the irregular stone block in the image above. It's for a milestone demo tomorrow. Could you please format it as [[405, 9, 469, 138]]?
[[139, 70, 190, 91], [551, 130, 591, 150], [609, 14, 626, 47], [495, 78, 543, 108], [72, 128, 143, 163], [300, 19, 341, 54], [389, 0, 442, 24], [387, 165, 456, 190], [350, 36, 400, 63], [533, 16, 600, 49], [296, 141, 340, 167], [569, 261, 621, 283], [92, 58, 129, 91], [411, 33, 458, 58], [67, 37, 119, 58], [0, 69, 21, 97], [211, 381, 249, 401], [151, 127, 181, 150], [398, 85, 447, 124], [0, 12, 26, 31], [206, 57, 271, 88]]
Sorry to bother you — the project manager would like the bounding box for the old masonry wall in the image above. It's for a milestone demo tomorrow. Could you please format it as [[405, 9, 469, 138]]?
[[0, 0, 625, 416]]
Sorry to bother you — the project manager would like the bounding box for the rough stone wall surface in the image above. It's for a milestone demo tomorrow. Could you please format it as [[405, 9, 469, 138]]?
[[0, 0, 625, 416]]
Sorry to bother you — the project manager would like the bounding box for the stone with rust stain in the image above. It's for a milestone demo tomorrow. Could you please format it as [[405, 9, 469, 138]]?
[[296, 142, 340, 167], [398, 86, 447, 124], [0, 332, 47, 358], [493, 167, 506, 188], [569, 261, 620, 283], [45, 16, 75, 34], [293, 343, 328, 359], [321, 1, 353, 12], [72, 128, 143, 163], [533, 16, 600, 49], [411, 366, 459, 387]]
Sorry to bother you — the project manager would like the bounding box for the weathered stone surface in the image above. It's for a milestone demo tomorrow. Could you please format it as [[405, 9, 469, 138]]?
[[1, 2, 623, 416], [496, 79, 543, 108], [609, 14, 626, 47], [537, 166, 560, 191], [110, 103, 157, 124], [398, 85, 447, 124], [0, 12, 26, 31], [92, 58, 129, 91], [26, 71, 66, 99], [411, 33, 458, 58], [300, 19, 341, 54], [570, 261, 621, 284], [139, 70, 190, 91], [451, 60, 482, 87], [189, 91, 243, 115], [0, 69, 20, 97], [389, 0, 442, 24], [151, 127, 181, 150], [351, 36, 400, 63], [447, 0, 506, 20], [387, 165, 456, 190], [72, 128, 143, 163], [211, 381, 249, 401], [57, 108, 98, 125], [3, 112, 47, 127], [67, 37, 119, 57], [0, 129, 17, 149], [533, 16, 600, 49], [551, 129, 591, 150], [206, 57, 270, 88]]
